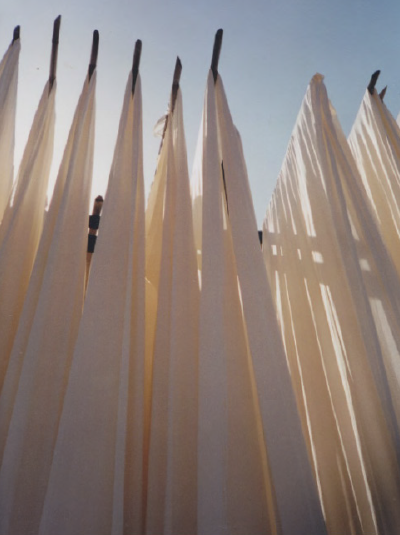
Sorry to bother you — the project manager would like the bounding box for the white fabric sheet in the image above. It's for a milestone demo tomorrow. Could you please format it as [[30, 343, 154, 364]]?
[[192, 71, 326, 535], [0, 80, 55, 391], [146, 90, 199, 535], [38, 72, 144, 535], [0, 73, 95, 535], [263, 74, 400, 535], [0, 38, 20, 221]]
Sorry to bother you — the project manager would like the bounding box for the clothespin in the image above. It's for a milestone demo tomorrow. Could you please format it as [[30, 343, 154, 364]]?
[[49, 15, 61, 93], [211, 29, 223, 83], [88, 30, 99, 81], [367, 70, 380, 95], [131, 39, 142, 95]]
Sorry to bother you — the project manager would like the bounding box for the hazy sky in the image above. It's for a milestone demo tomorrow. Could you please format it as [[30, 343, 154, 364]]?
[[1, 0, 400, 225]]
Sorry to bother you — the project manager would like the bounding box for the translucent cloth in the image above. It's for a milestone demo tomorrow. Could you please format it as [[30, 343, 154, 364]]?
[[0, 38, 20, 221], [0, 73, 95, 535], [191, 71, 326, 535], [0, 80, 55, 391], [145, 90, 199, 535], [349, 89, 400, 277], [263, 74, 400, 535], [38, 72, 144, 535]]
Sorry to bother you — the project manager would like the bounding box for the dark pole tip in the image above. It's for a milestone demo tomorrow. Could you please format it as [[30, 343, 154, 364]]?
[[12, 25, 20, 43], [379, 86, 387, 101], [131, 39, 142, 94], [88, 30, 100, 80], [49, 15, 62, 92], [367, 69, 380, 95], [170, 56, 182, 114], [211, 28, 223, 82]]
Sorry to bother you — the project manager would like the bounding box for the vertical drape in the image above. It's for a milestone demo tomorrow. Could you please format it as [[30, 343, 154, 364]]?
[[0, 37, 20, 221], [0, 73, 95, 535], [0, 79, 55, 392], [38, 72, 144, 535], [146, 90, 199, 535], [263, 74, 400, 535]]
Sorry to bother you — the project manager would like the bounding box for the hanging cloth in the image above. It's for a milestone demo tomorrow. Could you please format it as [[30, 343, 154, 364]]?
[[0, 37, 20, 221], [0, 79, 56, 392], [38, 71, 145, 535], [145, 89, 199, 535], [263, 74, 400, 535], [0, 72, 95, 535], [214, 75, 326, 535]]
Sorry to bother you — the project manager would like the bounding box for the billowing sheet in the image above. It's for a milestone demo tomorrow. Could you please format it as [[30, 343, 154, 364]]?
[[146, 90, 199, 535], [263, 74, 400, 535], [0, 79, 55, 391], [192, 71, 326, 535], [0, 37, 20, 221], [38, 72, 145, 535], [0, 73, 95, 535]]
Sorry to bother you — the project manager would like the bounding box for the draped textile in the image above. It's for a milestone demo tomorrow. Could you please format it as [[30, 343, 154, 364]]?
[[348, 90, 400, 277], [0, 38, 20, 221], [38, 72, 144, 535], [191, 71, 326, 535], [0, 80, 55, 392], [0, 73, 95, 535], [263, 74, 400, 535], [145, 90, 199, 535]]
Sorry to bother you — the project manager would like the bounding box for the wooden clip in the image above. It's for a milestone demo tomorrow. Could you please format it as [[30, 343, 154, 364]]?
[[131, 39, 142, 95], [367, 70, 380, 95], [49, 16, 61, 93], [211, 29, 223, 82], [88, 30, 99, 81], [12, 26, 20, 44]]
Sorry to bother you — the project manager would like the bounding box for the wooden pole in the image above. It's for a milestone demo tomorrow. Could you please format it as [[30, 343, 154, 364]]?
[[131, 39, 142, 95], [367, 70, 380, 95], [88, 30, 99, 81], [49, 16, 61, 93], [211, 29, 223, 82], [12, 26, 20, 44]]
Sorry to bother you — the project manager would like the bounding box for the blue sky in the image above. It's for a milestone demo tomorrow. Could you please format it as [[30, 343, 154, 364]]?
[[1, 0, 400, 225]]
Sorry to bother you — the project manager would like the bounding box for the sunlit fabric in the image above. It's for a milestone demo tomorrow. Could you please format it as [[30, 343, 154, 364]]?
[[0, 37, 19, 221], [263, 74, 400, 535], [191, 70, 326, 535], [145, 89, 199, 535], [0, 73, 95, 535], [38, 72, 144, 535], [0, 79, 55, 393]]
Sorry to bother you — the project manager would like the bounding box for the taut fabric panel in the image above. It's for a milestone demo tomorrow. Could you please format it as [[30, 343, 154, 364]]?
[[194, 71, 276, 535], [146, 90, 199, 535], [263, 74, 400, 535], [0, 80, 55, 392], [0, 38, 19, 221], [38, 73, 145, 535], [214, 77, 326, 535], [0, 74, 95, 535]]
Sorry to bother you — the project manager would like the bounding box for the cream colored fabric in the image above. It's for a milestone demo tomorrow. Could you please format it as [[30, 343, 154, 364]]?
[[0, 73, 95, 535], [0, 38, 20, 221], [214, 76, 326, 535], [348, 90, 400, 277], [0, 80, 55, 392], [191, 71, 326, 535], [38, 72, 144, 535], [146, 90, 199, 535], [263, 74, 400, 535]]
